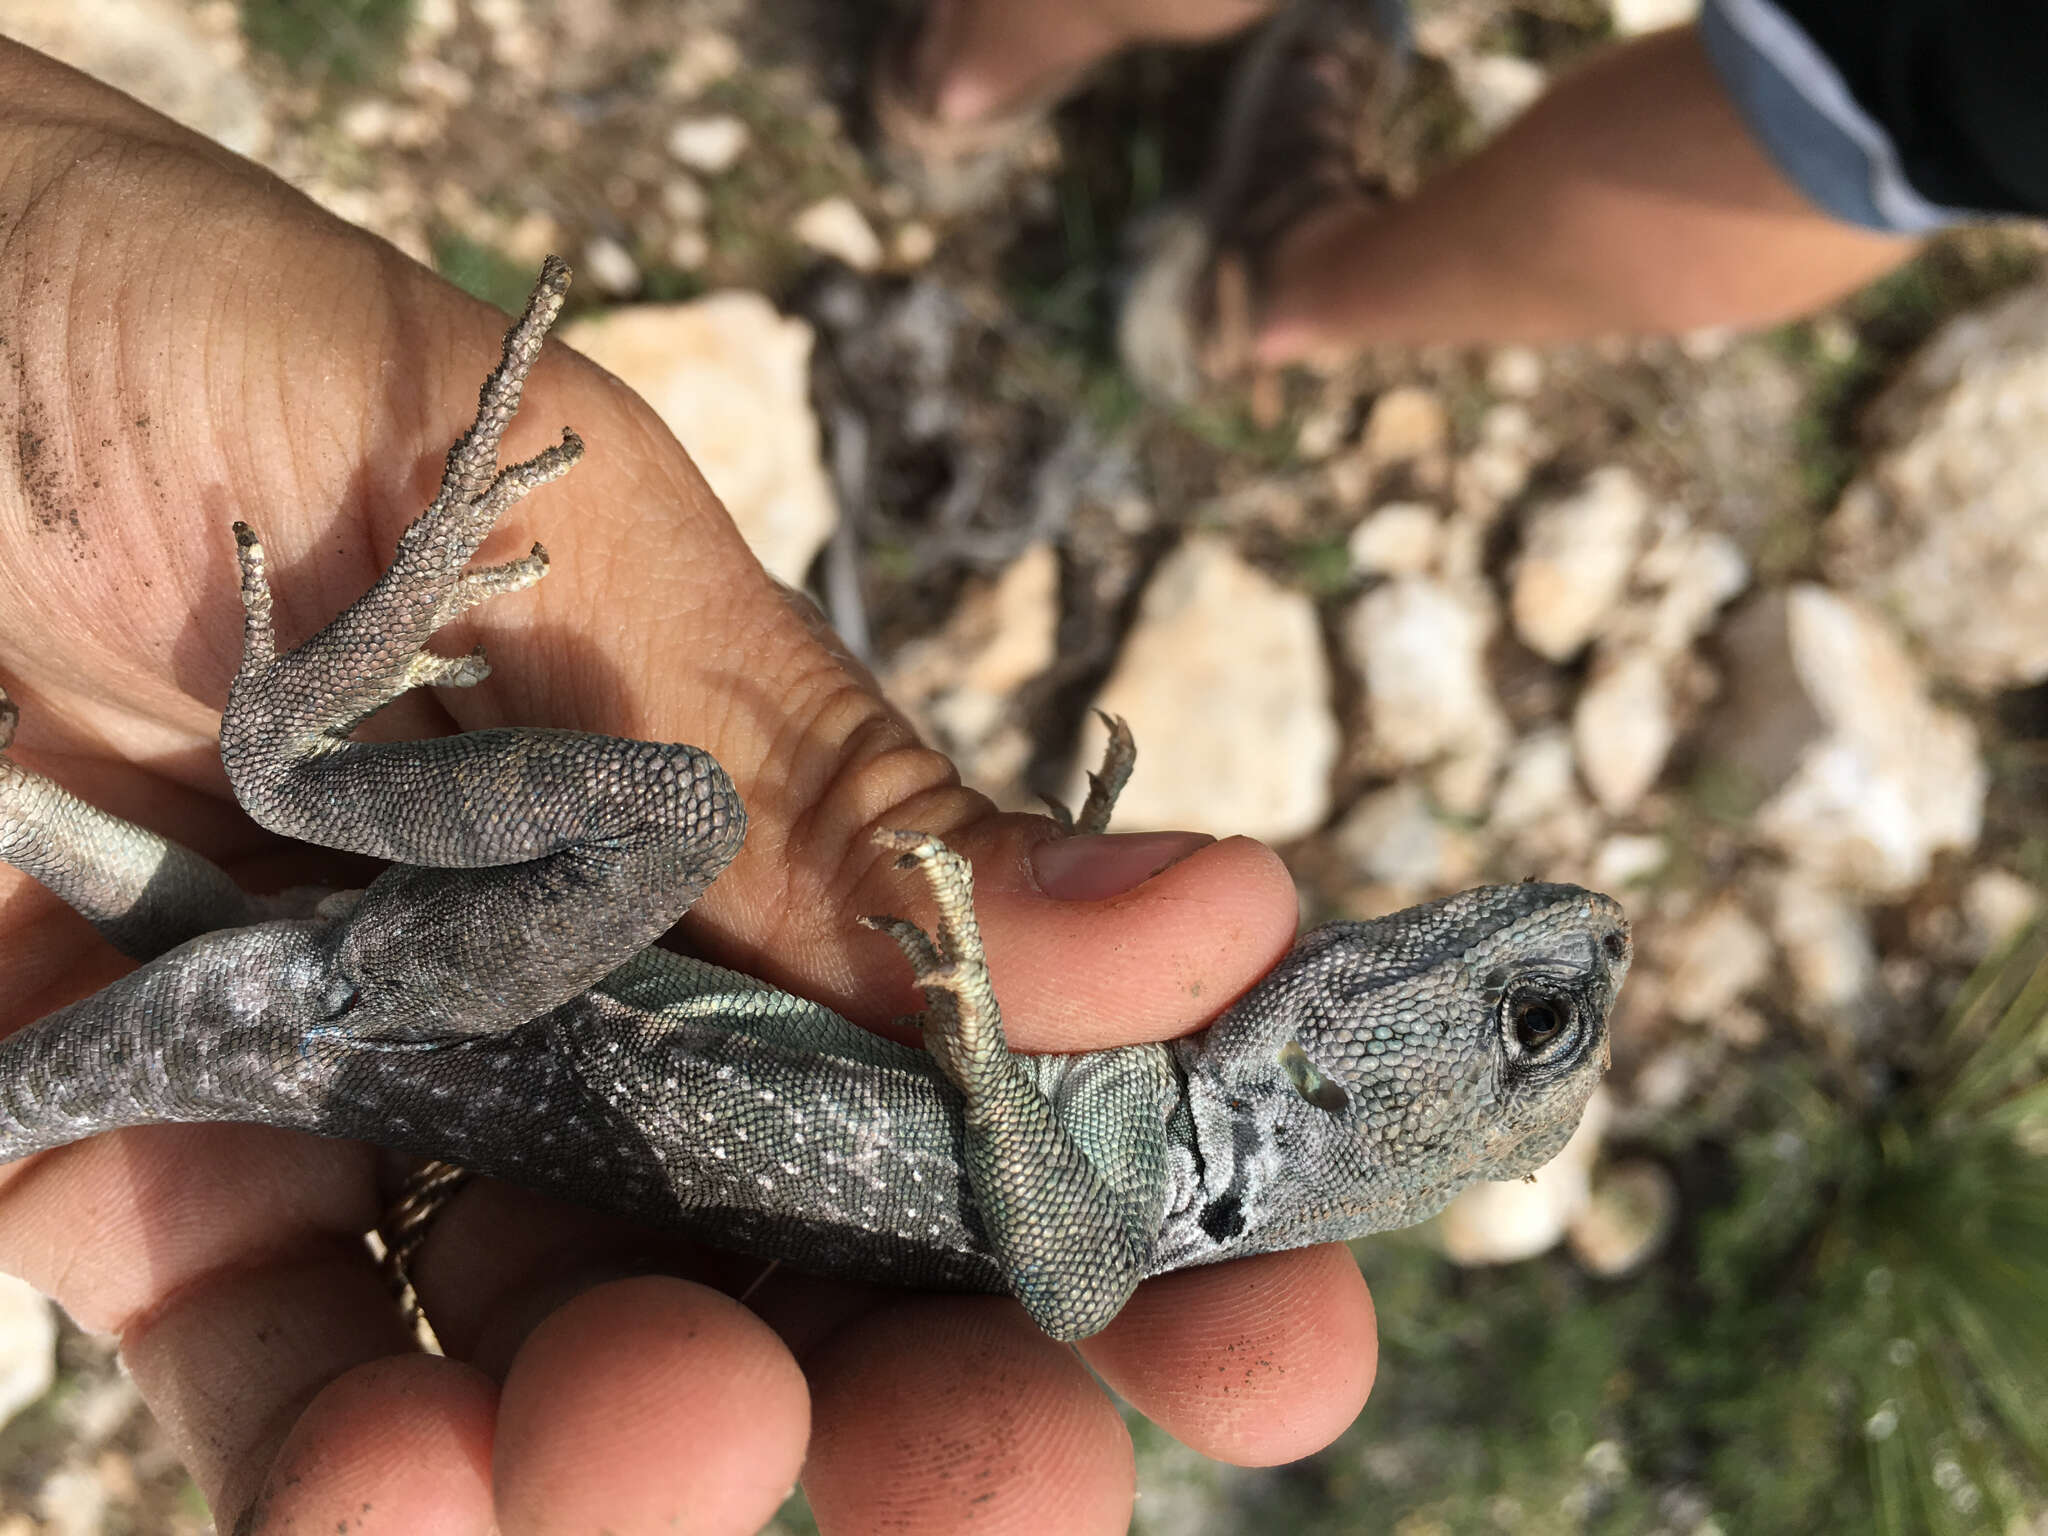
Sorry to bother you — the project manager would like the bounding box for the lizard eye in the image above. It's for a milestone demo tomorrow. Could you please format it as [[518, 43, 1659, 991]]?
[[1279, 1040, 1350, 1114], [1501, 987, 1581, 1069]]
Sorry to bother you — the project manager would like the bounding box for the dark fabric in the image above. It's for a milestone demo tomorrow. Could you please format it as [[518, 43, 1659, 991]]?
[[1773, 0, 2048, 217]]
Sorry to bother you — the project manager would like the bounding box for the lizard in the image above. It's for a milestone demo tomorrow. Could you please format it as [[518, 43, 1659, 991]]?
[[0, 258, 1630, 1343]]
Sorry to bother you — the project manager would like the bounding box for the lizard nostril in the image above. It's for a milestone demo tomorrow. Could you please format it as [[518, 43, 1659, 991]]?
[[1602, 930, 1631, 964]]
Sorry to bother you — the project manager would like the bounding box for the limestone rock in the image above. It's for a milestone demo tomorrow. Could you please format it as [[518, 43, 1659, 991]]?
[[1771, 873, 1877, 1014], [0, 1273, 55, 1432], [1343, 577, 1509, 808], [1961, 869, 2043, 958], [1826, 283, 2048, 689], [666, 113, 749, 173], [1572, 651, 1675, 815], [1347, 502, 1443, 577], [1665, 898, 1773, 1027], [884, 545, 1058, 795], [560, 296, 837, 587], [1511, 466, 1651, 661], [1090, 538, 1336, 840], [1332, 782, 1478, 894], [1567, 1159, 1678, 1276], [1450, 53, 1547, 135], [792, 196, 883, 272], [1440, 1088, 1610, 1265], [0, 0, 269, 157], [1713, 586, 1985, 894], [1489, 728, 1600, 865], [1361, 385, 1449, 470]]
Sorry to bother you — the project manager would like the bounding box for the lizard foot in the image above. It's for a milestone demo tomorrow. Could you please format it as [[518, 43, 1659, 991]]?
[[226, 259, 581, 755], [1041, 711, 1135, 836], [860, 830, 1011, 1098]]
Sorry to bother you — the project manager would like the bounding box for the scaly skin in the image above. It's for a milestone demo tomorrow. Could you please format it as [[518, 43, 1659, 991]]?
[[0, 262, 1628, 1341]]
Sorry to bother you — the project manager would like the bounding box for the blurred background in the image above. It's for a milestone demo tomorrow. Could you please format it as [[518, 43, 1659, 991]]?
[[0, 0, 2043, 1531]]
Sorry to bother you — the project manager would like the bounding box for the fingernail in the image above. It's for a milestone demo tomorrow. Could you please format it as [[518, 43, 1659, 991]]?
[[1032, 832, 1214, 901]]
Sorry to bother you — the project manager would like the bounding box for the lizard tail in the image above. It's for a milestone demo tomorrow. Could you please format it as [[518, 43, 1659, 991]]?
[[0, 920, 332, 1162]]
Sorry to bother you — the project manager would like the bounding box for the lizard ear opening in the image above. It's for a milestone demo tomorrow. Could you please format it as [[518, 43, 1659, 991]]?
[[1278, 1040, 1350, 1114]]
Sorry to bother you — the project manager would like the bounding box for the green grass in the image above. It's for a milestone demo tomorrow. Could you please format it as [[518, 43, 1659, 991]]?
[[239, 0, 413, 85], [432, 232, 550, 317]]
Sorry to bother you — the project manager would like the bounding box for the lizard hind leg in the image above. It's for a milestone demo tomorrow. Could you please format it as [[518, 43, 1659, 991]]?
[[861, 829, 1152, 1339], [224, 259, 580, 775]]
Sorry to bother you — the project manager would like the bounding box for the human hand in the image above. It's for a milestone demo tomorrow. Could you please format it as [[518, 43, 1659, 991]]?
[[0, 39, 1375, 1534]]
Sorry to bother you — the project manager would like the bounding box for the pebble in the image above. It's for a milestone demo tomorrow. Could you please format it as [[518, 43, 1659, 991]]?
[[0, 1273, 55, 1431], [1346, 502, 1442, 577], [1332, 782, 1478, 893], [558, 295, 837, 586], [580, 235, 641, 296], [1664, 898, 1773, 1026], [1572, 651, 1675, 815], [884, 545, 1058, 794], [1450, 53, 1547, 135], [1772, 874, 1879, 1014], [1510, 465, 1651, 661], [1089, 538, 1336, 840], [792, 196, 884, 272], [1567, 1159, 1679, 1276], [666, 113, 750, 173], [1825, 282, 2048, 690], [1716, 586, 1985, 894], [1961, 869, 2042, 957], [1439, 1088, 1609, 1264], [1343, 576, 1509, 810]]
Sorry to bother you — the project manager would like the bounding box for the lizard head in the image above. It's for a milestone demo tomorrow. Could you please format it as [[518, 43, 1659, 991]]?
[[1178, 882, 1629, 1254]]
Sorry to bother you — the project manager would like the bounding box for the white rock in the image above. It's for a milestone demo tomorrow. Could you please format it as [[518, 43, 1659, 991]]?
[[1572, 652, 1674, 815], [1090, 538, 1336, 841], [1486, 346, 1544, 398], [1440, 1088, 1609, 1265], [1716, 586, 1985, 894], [665, 28, 742, 96], [1630, 518, 1749, 656], [1665, 898, 1773, 1027], [666, 113, 750, 173], [1567, 1159, 1678, 1276], [891, 220, 938, 267], [1451, 53, 1547, 135], [1610, 0, 1699, 32], [1511, 466, 1651, 661], [1961, 869, 2042, 957], [0, 0, 270, 157], [884, 545, 1059, 794], [1347, 502, 1443, 577], [661, 175, 709, 224], [580, 235, 641, 297], [792, 196, 884, 272], [0, 1273, 56, 1431], [1344, 577, 1509, 792], [37, 1463, 109, 1536], [1771, 873, 1877, 1013], [1332, 782, 1476, 892], [665, 228, 710, 271], [1593, 832, 1667, 889], [1826, 283, 2048, 689], [560, 296, 836, 587], [1361, 385, 1449, 468]]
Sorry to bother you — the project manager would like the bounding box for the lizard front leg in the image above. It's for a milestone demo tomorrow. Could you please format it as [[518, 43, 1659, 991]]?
[[862, 803, 1173, 1341], [220, 259, 744, 1043]]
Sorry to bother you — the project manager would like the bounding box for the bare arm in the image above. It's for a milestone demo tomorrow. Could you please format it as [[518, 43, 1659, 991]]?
[[1257, 25, 1917, 358]]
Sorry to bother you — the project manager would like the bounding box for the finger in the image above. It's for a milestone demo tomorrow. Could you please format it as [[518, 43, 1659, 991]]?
[[243, 1355, 497, 1535], [1081, 1244, 1378, 1466], [0, 1124, 421, 1517], [492, 1276, 809, 1536], [802, 1298, 1133, 1536]]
